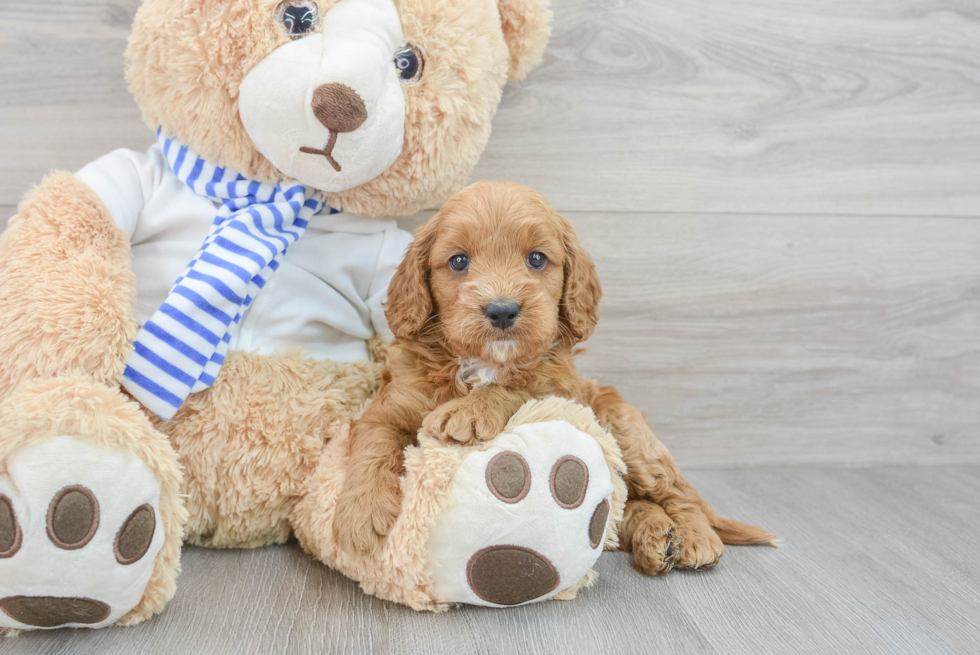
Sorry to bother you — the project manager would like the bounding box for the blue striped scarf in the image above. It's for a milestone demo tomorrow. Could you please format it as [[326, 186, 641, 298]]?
[[121, 130, 329, 420]]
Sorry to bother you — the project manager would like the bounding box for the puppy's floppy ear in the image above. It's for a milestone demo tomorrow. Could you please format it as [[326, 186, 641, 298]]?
[[557, 213, 602, 344], [496, 0, 552, 81], [385, 221, 437, 340]]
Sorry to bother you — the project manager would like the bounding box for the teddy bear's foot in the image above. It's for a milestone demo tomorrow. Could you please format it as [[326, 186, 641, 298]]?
[[0, 436, 164, 629], [426, 419, 618, 607], [0, 377, 186, 630]]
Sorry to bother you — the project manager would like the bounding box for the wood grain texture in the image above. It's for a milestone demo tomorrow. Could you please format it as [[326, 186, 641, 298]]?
[[2, 465, 977, 654], [480, 0, 980, 216], [1, 0, 980, 214], [0, 1, 148, 205]]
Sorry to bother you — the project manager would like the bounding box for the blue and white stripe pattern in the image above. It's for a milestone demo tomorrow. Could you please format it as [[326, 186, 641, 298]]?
[[121, 129, 330, 420]]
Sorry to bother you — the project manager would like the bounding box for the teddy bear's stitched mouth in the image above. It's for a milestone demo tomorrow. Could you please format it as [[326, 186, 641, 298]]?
[[300, 131, 342, 172]]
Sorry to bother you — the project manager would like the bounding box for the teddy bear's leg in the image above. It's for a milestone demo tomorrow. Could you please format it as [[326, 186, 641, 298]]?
[[0, 175, 186, 629], [158, 352, 381, 550], [426, 425, 614, 607], [0, 377, 186, 630], [422, 399, 628, 609]]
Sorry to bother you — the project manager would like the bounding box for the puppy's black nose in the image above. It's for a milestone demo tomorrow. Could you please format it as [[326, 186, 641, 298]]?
[[485, 300, 521, 330]]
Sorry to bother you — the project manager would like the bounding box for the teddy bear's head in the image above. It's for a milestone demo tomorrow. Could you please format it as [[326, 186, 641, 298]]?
[[126, 0, 550, 216]]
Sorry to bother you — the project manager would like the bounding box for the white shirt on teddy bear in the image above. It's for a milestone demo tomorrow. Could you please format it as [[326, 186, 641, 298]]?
[[76, 143, 412, 363]]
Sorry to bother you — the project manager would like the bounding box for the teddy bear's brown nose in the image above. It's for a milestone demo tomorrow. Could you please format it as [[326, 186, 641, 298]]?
[[311, 83, 367, 133]]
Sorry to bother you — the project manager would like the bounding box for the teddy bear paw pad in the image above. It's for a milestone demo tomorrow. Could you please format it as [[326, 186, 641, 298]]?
[[0, 436, 163, 629], [427, 420, 615, 607], [466, 545, 559, 606]]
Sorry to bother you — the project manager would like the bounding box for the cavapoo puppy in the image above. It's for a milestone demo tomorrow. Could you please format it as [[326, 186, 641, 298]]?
[[333, 181, 775, 574]]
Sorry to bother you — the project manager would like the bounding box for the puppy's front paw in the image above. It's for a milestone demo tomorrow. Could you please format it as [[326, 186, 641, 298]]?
[[674, 519, 724, 570], [333, 479, 401, 558], [421, 397, 506, 445], [621, 501, 680, 575]]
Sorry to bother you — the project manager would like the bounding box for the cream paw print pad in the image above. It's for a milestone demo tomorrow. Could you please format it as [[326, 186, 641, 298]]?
[[0, 436, 163, 629], [427, 420, 615, 607]]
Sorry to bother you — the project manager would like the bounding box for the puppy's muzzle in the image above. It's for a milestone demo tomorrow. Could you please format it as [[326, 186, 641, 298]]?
[[485, 300, 521, 330]]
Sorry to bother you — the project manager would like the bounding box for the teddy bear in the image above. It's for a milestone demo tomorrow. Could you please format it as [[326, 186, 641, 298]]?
[[0, 0, 590, 631]]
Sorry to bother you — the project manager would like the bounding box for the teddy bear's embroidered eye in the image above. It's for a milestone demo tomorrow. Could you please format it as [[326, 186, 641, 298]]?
[[275, 0, 319, 39], [449, 253, 469, 272], [394, 45, 424, 84]]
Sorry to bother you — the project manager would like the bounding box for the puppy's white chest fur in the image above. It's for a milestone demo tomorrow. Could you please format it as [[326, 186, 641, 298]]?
[[457, 340, 518, 389], [457, 357, 499, 388]]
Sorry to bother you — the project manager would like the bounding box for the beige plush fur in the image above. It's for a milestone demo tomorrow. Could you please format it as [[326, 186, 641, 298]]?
[[293, 419, 467, 611], [0, 173, 137, 399], [157, 351, 381, 549], [292, 395, 623, 610], [498, 0, 552, 80]]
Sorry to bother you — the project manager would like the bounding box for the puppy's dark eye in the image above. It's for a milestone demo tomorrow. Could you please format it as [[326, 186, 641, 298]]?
[[527, 252, 547, 270], [394, 45, 424, 84], [450, 254, 470, 272], [276, 0, 319, 39]]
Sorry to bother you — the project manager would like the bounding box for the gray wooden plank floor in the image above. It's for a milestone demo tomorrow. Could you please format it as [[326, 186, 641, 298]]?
[[1, 0, 979, 215], [2, 465, 977, 655]]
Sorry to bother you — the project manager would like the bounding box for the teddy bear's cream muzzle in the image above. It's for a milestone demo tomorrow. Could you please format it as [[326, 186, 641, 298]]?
[[239, 0, 406, 193]]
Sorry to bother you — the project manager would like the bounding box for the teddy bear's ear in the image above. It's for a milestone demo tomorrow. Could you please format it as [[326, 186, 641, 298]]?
[[497, 0, 553, 81]]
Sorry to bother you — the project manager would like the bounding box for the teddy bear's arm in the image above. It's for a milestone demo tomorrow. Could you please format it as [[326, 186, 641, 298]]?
[[74, 147, 162, 240], [0, 173, 137, 398]]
